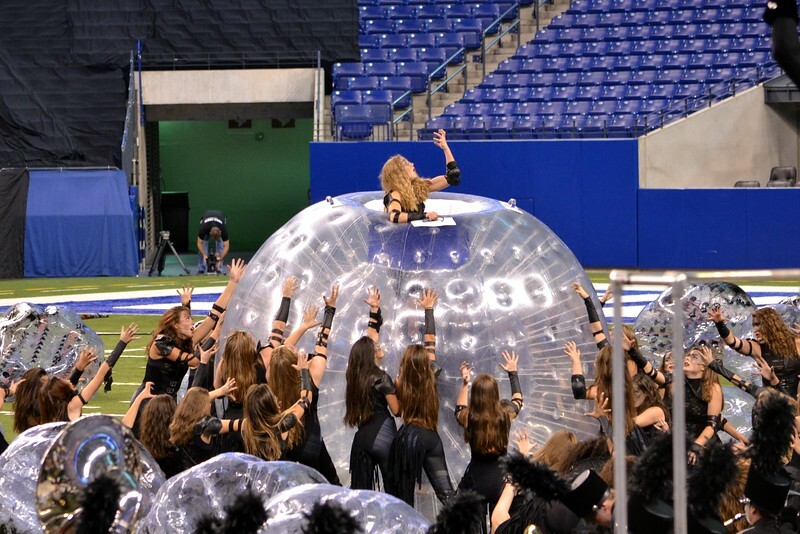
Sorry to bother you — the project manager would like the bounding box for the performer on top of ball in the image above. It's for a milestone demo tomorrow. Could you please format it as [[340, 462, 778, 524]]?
[[380, 129, 461, 224]]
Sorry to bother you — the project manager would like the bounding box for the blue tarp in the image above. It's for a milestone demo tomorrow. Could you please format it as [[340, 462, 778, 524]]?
[[24, 169, 138, 277]]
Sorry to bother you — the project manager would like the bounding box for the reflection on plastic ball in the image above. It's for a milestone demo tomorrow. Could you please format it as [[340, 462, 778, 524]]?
[[0, 304, 104, 396], [221, 192, 605, 516], [264, 483, 430, 533], [138, 454, 327, 533]]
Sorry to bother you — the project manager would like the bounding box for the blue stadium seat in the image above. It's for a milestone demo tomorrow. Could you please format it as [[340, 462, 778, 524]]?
[[361, 89, 393, 105], [380, 76, 413, 108], [463, 116, 487, 140], [418, 116, 454, 140], [533, 42, 565, 58], [396, 62, 429, 92], [629, 69, 658, 83], [495, 58, 524, 74], [479, 87, 504, 103], [655, 67, 684, 83], [417, 5, 445, 18], [388, 47, 418, 62], [496, 2, 518, 22], [435, 33, 466, 62], [551, 85, 579, 101], [502, 87, 528, 102], [364, 61, 397, 77], [480, 74, 504, 89], [577, 70, 607, 86], [638, 98, 670, 114], [443, 102, 469, 117], [489, 102, 516, 116], [333, 63, 364, 88], [706, 66, 736, 83], [362, 48, 391, 62], [379, 34, 407, 48], [365, 19, 395, 34], [697, 23, 724, 39], [538, 100, 566, 116], [621, 11, 648, 26], [565, 56, 593, 72], [682, 68, 708, 84], [387, 6, 417, 19], [623, 83, 651, 99], [395, 19, 427, 34], [564, 100, 593, 116], [444, 4, 472, 18], [649, 84, 675, 99], [349, 76, 381, 91], [466, 102, 491, 116], [377, 0, 406, 5], [512, 116, 536, 139], [407, 33, 437, 48], [487, 116, 514, 139], [454, 20, 483, 50], [562, 41, 589, 57], [426, 19, 453, 33], [418, 48, 448, 77], [513, 102, 538, 116], [502, 73, 534, 87], [630, 40, 659, 56], [331, 90, 363, 113], [575, 85, 602, 101], [614, 99, 643, 116], [472, 3, 501, 21], [359, 35, 380, 49], [360, 6, 388, 21]]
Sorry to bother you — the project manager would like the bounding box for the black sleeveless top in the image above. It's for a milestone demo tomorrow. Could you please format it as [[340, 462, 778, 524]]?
[[143, 335, 191, 397], [684, 377, 708, 441], [760, 341, 800, 398], [383, 191, 425, 217]]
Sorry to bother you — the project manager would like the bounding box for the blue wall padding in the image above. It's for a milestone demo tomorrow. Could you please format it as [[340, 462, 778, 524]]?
[[638, 188, 800, 269], [25, 169, 138, 277], [310, 139, 640, 267]]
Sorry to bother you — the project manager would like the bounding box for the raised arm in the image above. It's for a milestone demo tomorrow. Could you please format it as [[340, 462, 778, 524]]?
[[122, 382, 154, 428], [427, 129, 460, 192], [572, 282, 608, 349], [708, 305, 762, 359], [455, 361, 473, 428], [419, 288, 438, 362], [68, 346, 98, 386], [500, 350, 524, 420], [308, 284, 339, 386], [192, 258, 246, 344], [363, 286, 382, 343], [564, 341, 593, 400], [177, 284, 194, 312], [627, 344, 667, 386], [284, 304, 321, 350], [689, 382, 723, 462], [210, 377, 237, 400]]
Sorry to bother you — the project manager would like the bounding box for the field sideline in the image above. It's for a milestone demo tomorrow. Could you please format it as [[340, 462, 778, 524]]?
[[0, 272, 797, 442]]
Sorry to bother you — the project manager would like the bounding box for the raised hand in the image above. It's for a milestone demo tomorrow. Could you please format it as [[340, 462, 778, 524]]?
[[512, 428, 536, 457], [120, 323, 140, 344], [75, 347, 98, 371], [324, 284, 340, 308], [460, 361, 473, 384], [363, 286, 381, 309], [218, 377, 237, 397], [418, 288, 438, 309], [282, 276, 300, 298], [301, 305, 322, 329], [500, 350, 519, 373], [227, 258, 246, 283], [754, 354, 778, 383], [177, 284, 194, 307], [138, 381, 155, 401], [707, 304, 728, 323], [696, 345, 714, 366], [200, 343, 217, 364], [571, 282, 589, 299], [292, 351, 310, 372], [563, 341, 581, 363], [585, 391, 610, 419], [432, 129, 449, 150]]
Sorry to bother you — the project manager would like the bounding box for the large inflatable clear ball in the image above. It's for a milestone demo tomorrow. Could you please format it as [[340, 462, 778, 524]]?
[[222, 192, 605, 515], [263, 483, 430, 533], [0, 303, 104, 394], [137, 454, 328, 533]]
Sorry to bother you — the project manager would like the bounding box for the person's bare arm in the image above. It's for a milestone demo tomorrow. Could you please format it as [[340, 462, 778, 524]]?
[[193, 259, 246, 343]]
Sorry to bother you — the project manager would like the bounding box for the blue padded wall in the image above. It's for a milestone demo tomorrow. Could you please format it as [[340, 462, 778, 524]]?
[[638, 189, 800, 270], [25, 169, 138, 277], [310, 139, 640, 267]]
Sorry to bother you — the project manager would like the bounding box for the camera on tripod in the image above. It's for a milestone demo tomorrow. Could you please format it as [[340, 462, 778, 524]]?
[[159, 230, 171, 242], [148, 229, 190, 276], [206, 252, 220, 274]]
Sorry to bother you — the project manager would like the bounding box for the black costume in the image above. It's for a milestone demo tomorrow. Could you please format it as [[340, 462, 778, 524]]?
[[218, 360, 268, 453], [759, 342, 800, 398], [349, 370, 397, 492], [141, 335, 193, 398], [390, 422, 455, 506], [383, 191, 425, 221], [285, 379, 340, 485], [684, 376, 719, 444]]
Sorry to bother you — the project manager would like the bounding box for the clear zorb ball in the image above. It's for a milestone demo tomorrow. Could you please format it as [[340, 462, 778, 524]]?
[[0, 303, 104, 393], [221, 192, 605, 519]]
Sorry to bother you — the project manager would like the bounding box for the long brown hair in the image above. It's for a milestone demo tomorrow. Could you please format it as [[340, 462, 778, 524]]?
[[242, 384, 303, 459], [344, 337, 381, 428], [686, 347, 722, 403], [464, 374, 510, 454], [380, 155, 430, 212], [147, 306, 193, 355], [38, 376, 74, 424], [268, 346, 303, 445], [633, 373, 671, 425], [218, 330, 258, 403], [396, 344, 438, 430], [169, 387, 211, 447], [532, 429, 578, 468], [140, 394, 176, 459], [13, 367, 47, 433], [753, 307, 799, 360], [592, 345, 637, 433]]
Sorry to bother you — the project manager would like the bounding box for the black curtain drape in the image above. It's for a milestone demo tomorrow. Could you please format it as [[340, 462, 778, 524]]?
[[0, 168, 29, 278]]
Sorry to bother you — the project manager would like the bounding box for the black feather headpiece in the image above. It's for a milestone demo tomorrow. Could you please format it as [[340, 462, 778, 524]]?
[[749, 390, 796, 475], [502, 453, 571, 500], [427, 490, 484, 534], [302, 501, 362, 534], [687, 439, 737, 520], [75, 474, 121, 534]]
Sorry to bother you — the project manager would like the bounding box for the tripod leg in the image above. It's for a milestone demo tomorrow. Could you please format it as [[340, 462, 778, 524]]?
[[167, 240, 192, 275], [148, 240, 167, 277]]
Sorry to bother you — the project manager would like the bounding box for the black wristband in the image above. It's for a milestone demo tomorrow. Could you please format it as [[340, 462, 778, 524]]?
[[598, 415, 613, 437], [212, 303, 226, 314], [714, 321, 731, 339], [689, 442, 704, 455], [445, 160, 461, 185], [184, 300, 191, 313], [424, 308, 435, 335], [103, 370, 113, 393], [583, 296, 601, 324], [300, 368, 313, 392], [202, 336, 216, 351], [628, 347, 649, 370], [368, 308, 383, 333], [507, 370, 522, 397], [708, 359, 736, 383], [276, 296, 291, 323], [407, 211, 426, 222], [106, 340, 128, 368], [69, 367, 84, 386]]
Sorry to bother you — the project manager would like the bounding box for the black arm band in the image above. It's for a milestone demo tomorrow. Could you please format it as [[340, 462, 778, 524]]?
[[745, 382, 765, 398], [310, 351, 327, 361], [300, 368, 313, 393], [106, 340, 128, 369], [322, 306, 336, 330], [714, 321, 731, 339], [390, 210, 401, 223], [445, 160, 461, 185], [583, 296, 601, 324], [269, 328, 284, 344], [208, 311, 220, 322], [689, 442, 704, 455], [212, 303, 226, 314], [407, 211, 426, 222], [201, 336, 216, 351], [276, 296, 291, 323], [571, 374, 587, 399], [368, 309, 383, 333], [424, 308, 435, 335], [628, 347, 649, 370], [184, 300, 191, 313], [714, 416, 727, 433], [69, 367, 84, 386], [708, 359, 737, 383], [508, 371, 522, 397], [598, 415, 613, 437]]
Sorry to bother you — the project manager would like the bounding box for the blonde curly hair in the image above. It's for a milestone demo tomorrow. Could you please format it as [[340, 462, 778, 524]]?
[[380, 155, 429, 212]]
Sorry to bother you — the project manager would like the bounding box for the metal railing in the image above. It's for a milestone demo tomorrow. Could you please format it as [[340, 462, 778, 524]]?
[[482, 4, 522, 79], [392, 92, 415, 140], [138, 51, 322, 71], [427, 48, 468, 120], [607, 268, 800, 533]]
